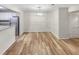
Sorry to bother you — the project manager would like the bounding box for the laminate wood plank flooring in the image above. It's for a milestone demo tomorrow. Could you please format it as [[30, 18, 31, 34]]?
[[4, 32, 79, 55]]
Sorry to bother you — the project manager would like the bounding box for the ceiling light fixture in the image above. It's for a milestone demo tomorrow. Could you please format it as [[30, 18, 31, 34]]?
[[36, 5, 44, 16], [37, 13, 44, 16]]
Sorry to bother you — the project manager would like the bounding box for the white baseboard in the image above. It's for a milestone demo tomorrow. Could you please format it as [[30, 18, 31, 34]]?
[[51, 32, 69, 39], [55, 37, 69, 40]]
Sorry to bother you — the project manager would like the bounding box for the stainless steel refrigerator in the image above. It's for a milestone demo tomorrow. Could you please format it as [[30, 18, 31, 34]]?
[[11, 16, 20, 36]]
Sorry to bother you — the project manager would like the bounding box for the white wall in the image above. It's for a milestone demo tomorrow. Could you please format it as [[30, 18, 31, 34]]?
[[69, 6, 79, 38], [58, 7, 79, 39], [69, 13, 79, 38], [47, 8, 59, 38], [59, 8, 69, 39], [47, 8, 69, 39], [23, 8, 66, 39], [23, 12, 48, 32]]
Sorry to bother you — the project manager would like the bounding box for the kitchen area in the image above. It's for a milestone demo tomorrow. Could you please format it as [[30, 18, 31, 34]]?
[[0, 5, 20, 54]]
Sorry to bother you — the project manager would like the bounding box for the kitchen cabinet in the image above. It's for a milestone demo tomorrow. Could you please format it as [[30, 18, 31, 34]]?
[[0, 26, 15, 54]]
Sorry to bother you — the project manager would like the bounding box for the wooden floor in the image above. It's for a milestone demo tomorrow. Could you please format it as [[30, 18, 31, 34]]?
[[4, 32, 79, 55]]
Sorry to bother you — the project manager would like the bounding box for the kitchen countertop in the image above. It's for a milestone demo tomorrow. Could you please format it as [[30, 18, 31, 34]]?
[[0, 25, 14, 31]]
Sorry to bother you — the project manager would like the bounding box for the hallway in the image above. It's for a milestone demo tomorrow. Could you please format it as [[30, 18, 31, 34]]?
[[4, 32, 79, 55]]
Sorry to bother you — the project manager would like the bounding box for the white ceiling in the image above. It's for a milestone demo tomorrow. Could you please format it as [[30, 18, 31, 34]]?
[[14, 4, 79, 12], [2, 4, 79, 13], [15, 4, 54, 12]]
